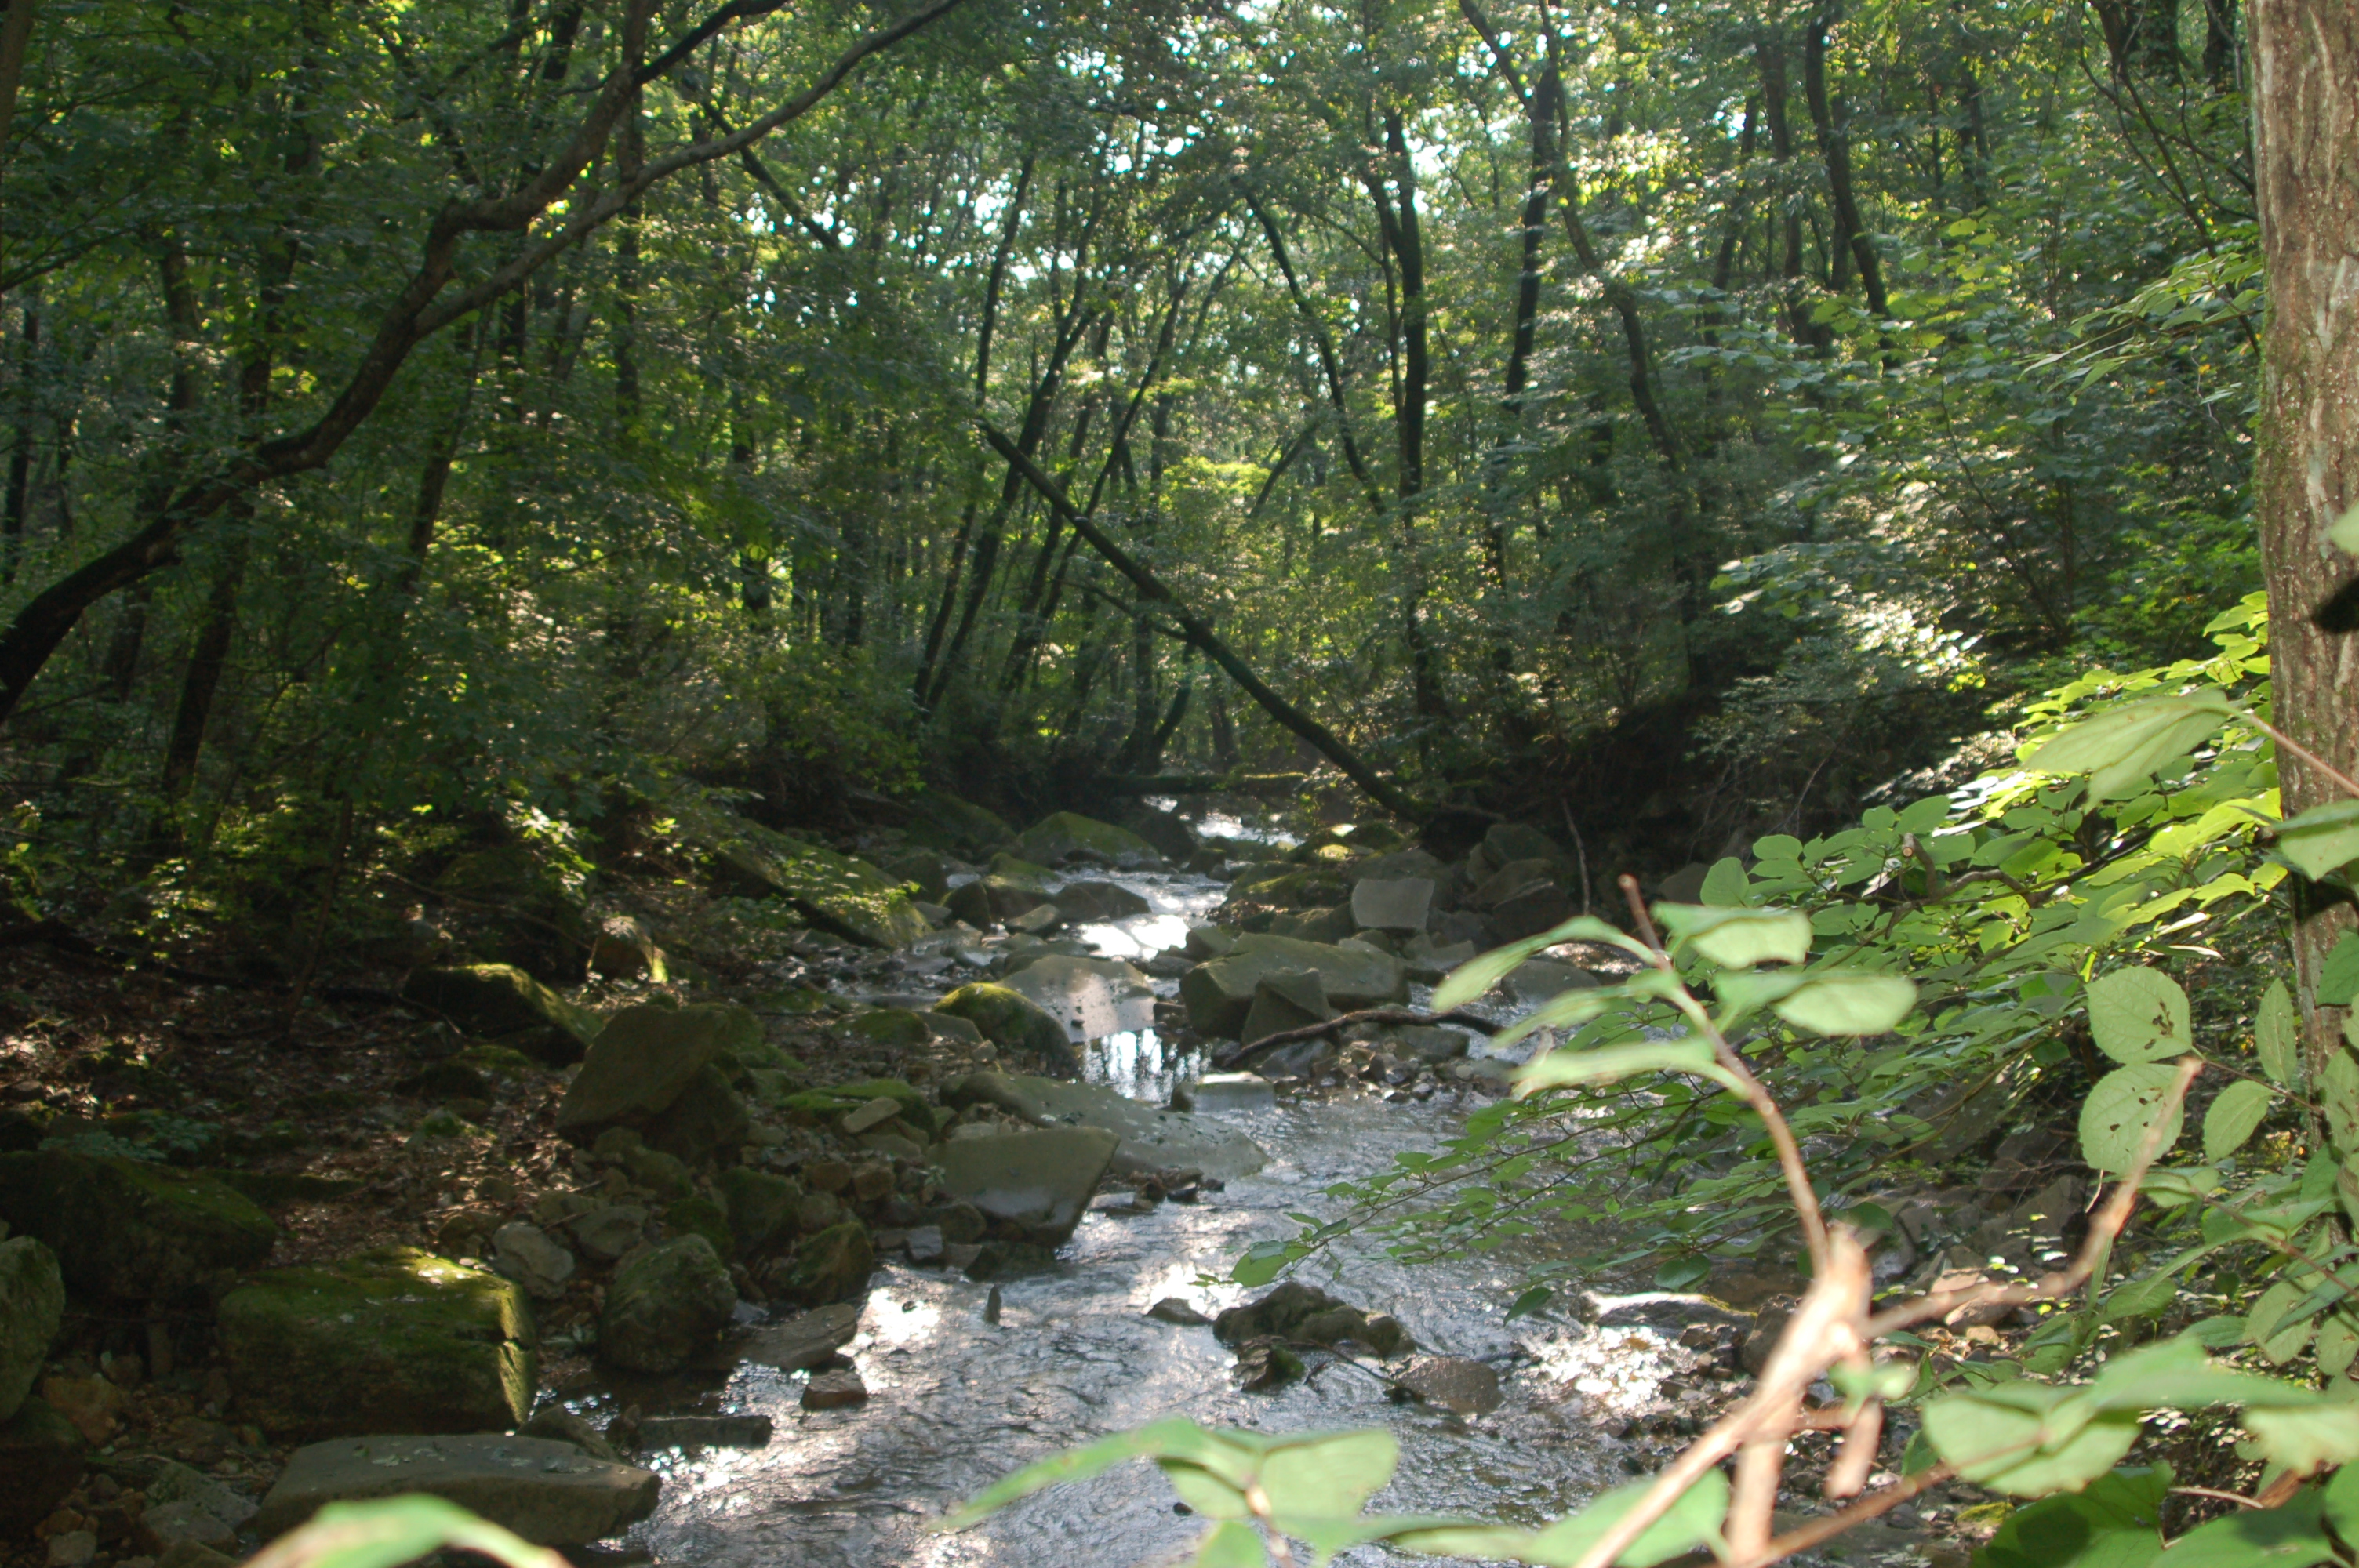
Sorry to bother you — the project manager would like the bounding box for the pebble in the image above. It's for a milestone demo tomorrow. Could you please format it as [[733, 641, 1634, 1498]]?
[[1147, 1298, 1211, 1326], [46, 1533, 96, 1568]]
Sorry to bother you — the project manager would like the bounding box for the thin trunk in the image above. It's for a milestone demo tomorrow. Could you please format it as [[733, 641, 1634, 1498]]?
[[157, 530, 247, 806], [0, 0, 38, 298], [1, 293, 31, 585], [1804, 7, 1892, 321], [1760, 36, 1831, 351], [1365, 112, 1448, 721], [1246, 192, 1380, 507], [2249, 0, 2359, 1099], [983, 421, 1425, 820]]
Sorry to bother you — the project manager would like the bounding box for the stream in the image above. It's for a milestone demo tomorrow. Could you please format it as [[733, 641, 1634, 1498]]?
[[612, 820, 1703, 1566]]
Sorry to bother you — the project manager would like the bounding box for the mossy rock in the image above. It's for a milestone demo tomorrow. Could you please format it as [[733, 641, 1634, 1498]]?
[[720, 1037, 798, 1073], [0, 1237, 64, 1423], [1012, 812, 1165, 869], [686, 811, 929, 949], [985, 853, 1055, 888], [666, 1195, 734, 1259], [900, 789, 1013, 858], [622, 1146, 694, 1200], [206, 1171, 367, 1207], [400, 965, 603, 1065], [0, 1150, 276, 1301], [600, 1236, 736, 1374], [751, 986, 835, 1016], [780, 1221, 874, 1306], [718, 1169, 801, 1256], [1245, 869, 1349, 909], [432, 844, 591, 983], [845, 1009, 932, 1049], [457, 1044, 544, 1079], [779, 1080, 938, 1138], [745, 1067, 812, 1105], [217, 1248, 535, 1439], [934, 984, 1070, 1066]]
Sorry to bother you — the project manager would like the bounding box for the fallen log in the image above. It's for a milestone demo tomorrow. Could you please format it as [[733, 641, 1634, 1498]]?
[[1216, 1005, 1497, 1069]]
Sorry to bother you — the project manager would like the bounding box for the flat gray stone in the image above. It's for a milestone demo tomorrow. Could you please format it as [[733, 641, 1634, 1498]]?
[[741, 1303, 860, 1371], [1176, 1074, 1277, 1114], [1390, 1025, 1471, 1065], [492, 1223, 576, 1301], [1180, 935, 1406, 1038], [1401, 935, 1478, 985], [253, 1435, 660, 1545], [935, 1127, 1120, 1243], [1505, 959, 1598, 1004], [1351, 877, 1434, 933], [1051, 880, 1153, 921], [566, 1206, 647, 1264], [1000, 956, 1158, 1042], [948, 1071, 1267, 1181]]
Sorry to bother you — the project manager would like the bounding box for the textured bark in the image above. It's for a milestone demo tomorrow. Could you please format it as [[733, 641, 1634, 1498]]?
[[2251, 0, 2359, 1075]]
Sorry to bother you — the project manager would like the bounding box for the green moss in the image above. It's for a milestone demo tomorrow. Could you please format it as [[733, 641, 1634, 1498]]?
[[845, 1009, 932, 1049], [217, 1248, 535, 1439], [667, 1194, 734, 1258]]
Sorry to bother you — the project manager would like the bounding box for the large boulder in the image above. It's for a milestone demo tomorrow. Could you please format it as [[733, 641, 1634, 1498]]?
[[600, 1236, 736, 1374], [1012, 812, 1165, 870], [556, 1003, 754, 1143], [432, 844, 591, 983], [401, 964, 604, 1065], [945, 875, 1054, 929], [718, 1169, 801, 1256], [776, 1221, 875, 1305], [0, 1236, 63, 1423], [947, 1071, 1267, 1181], [1121, 806, 1199, 863], [1482, 822, 1565, 871], [935, 1127, 1119, 1244], [0, 1151, 275, 1301], [1000, 955, 1158, 1041], [638, 1065, 749, 1167], [218, 1249, 535, 1439], [692, 811, 930, 949], [0, 1397, 83, 1534], [1351, 877, 1434, 933], [255, 1435, 660, 1546], [1050, 880, 1153, 922], [1178, 935, 1406, 1039], [901, 788, 1013, 858], [1212, 1281, 1413, 1357], [1240, 971, 1332, 1047], [935, 984, 1074, 1064]]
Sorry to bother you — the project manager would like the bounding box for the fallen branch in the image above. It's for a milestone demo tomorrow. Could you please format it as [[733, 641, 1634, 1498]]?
[[1216, 1006, 1496, 1069]]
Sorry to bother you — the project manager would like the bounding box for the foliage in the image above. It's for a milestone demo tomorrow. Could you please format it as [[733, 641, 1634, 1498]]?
[[240, 1494, 568, 1568]]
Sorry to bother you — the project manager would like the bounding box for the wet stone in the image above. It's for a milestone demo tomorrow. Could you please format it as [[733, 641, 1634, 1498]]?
[[1390, 1356, 1503, 1417], [742, 1304, 860, 1372], [1147, 1298, 1212, 1327], [638, 1415, 773, 1450], [802, 1369, 869, 1411], [254, 1435, 660, 1546]]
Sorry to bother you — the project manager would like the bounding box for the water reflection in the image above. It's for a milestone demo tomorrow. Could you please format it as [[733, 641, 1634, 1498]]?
[[1085, 1027, 1207, 1105]]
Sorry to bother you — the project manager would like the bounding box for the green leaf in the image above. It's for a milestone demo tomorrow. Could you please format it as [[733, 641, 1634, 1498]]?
[[2324, 1456, 2359, 1534], [2321, 935, 2359, 1008], [2257, 980, 2302, 1089], [2317, 1312, 2359, 1379], [1653, 1257, 1709, 1291], [2080, 1063, 2188, 1172], [2100, 1274, 2179, 1323], [1970, 1465, 2168, 1568], [1697, 857, 1750, 906], [2332, 500, 2359, 556], [1188, 1521, 1268, 1567], [2026, 692, 2237, 802], [1514, 1038, 1732, 1096], [2080, 1334, 2310, 1412], [2275, 802, 2359, 881], [243, 1496, 569, 1568], [1230, 1240, 1297, 1289], [1770, 973, 1918, 1036], [2202, 1080, 2274, 1162], [2242, 1401, 2359, 1478], [1399, 1469, 1729, 1566], [2087, 968, 2192, 1065], [1488, 986, 1623, 1051], [2246, 1281, 2316, 1366], [1654, 905, 1812, 968], [1430, 916, 1648, 1011], [2155, 1490, 2335, 1567], [1921, 1382, 2143, 1496], [1256, 1430, 1398, 1519], [1506, 1286, 1553, 1321], [1165, 1465, 1252, 1520], [941, 1419, 1237, 1528]]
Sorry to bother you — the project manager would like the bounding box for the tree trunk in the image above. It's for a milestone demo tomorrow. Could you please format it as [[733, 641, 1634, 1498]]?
[[2250, 0, 2359, 1084], [1804, 7, 1892, 322], [2, 292, 32, 585]]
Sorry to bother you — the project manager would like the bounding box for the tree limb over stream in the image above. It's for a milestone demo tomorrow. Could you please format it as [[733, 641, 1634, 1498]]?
[[977, 420, 1427, 822]]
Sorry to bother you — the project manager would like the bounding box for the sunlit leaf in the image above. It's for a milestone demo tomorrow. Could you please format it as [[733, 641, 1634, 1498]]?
[[2321, 935, 2359, 1008], [2200, 1080, 2273, 1163], [1430, 916, 1645, 1011], [2079, 1063, 2187, 1171], [2154, 1490, 2335, 1567], [2256, 981, 2302, 1089], [1506, 1286, 1553, 1321], [1970, 1465, 2168, 1568], [1769, 973, 1917, 1036], [1654, 904, 1812, 968], [2026, 692, 2236, 801], [2086, 968, 2191, 1065], [941, 1419, 1238, 1528], [2245, 1401, 2359, 1480], [2245, 1281, 2315, 1366], [1189, 1520, 1268, 1567], [1921, 1383, 2141, 1496], [1257, 1430, 1398, 1519], [242, 1496, 569, 1568], [1400, 1469, 1729, 1566], [2332, 500, 2359, 557], [2273, 802, 2359, 880], [1514, 1038, 1732, 1096], [1697, 858, 1750, 906]]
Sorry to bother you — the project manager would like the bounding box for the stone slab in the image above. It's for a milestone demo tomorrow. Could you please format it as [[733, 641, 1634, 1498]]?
[[740, 1303, 860, 1371], [253, 1435, 660, 1545], [934, 1127, 1119, 1243], [1350, 877, 1435, 933], [947, 1071, 1267, 1181]]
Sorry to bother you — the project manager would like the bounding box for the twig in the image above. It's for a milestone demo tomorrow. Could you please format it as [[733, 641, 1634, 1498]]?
[[2168, 1486, 2262, 1509], [2243, 714, 2359, 802], [1619, 873, 1830, 1273], [1739, 1463, 1957, 1568]]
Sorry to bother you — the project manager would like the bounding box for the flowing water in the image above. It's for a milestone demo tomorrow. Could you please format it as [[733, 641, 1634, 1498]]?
[[613, 836, 1701, 1566]]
